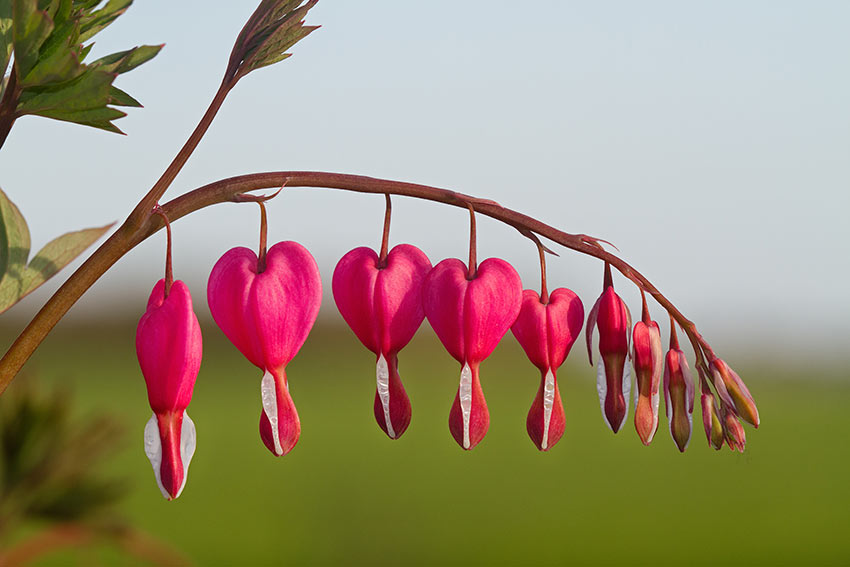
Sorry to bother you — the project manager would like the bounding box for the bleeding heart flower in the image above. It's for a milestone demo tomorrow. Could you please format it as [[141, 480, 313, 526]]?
[[423, 257, 522, 450], [136, 279, 202, 500], [700, 380, 725, 450], [207, 241, 321, 456], [332, 244, 432, 439], [586, 264, 632, 433], [663, 321, 695, 452], [631, 295, 663, 445], [511, 288, 584, 451]]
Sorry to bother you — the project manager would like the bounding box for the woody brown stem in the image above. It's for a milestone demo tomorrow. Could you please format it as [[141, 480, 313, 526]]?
[[466, 203, 477, 279], [378, 194, 391, 267]]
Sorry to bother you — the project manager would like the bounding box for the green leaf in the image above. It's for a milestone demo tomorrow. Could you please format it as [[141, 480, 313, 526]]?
[[77, 0, 131, 43], [108, 85, 140, 107], [17, 67, 114, 114], [19, 222, 111, 298], [0, 186, 31, 312], [11, 0, 54, 79], [34, 104, 126, 132], [91, 43, 162, 75]]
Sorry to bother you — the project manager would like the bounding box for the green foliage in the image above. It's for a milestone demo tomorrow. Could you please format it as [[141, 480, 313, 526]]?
[[2, 0, 161, 133], [0, 187, 111, 313]]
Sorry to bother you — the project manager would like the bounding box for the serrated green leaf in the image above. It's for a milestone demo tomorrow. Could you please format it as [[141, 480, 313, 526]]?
[[1, 0, 13, 76], [34, 104, 125, 131], [12, 0, 54, 78], [17, 67, 113, 113], [92, 43, 161, 75], [77, 0, 130, 43], [0, 187, 32, 312], [108, 85, 139, 107], [19, 223, 111, 299]]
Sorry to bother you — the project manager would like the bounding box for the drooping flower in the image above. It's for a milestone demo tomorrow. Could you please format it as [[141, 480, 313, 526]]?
[[631, 293, 663, 445], [423, 257, 522, 450], [511, 287, 584, 451], [207, 241, 321, 456], [663, 319, 695, 452], [586, 264, 632, 432], [332, 244, 432, 439], [136, 279, 202, 500]]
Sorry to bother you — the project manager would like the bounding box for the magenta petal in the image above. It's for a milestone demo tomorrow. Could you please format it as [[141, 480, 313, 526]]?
[[448, 363, 489, 450], [258, 369, 301, 456], [526, 369, 565, 451], [136, 279, 202, 413]]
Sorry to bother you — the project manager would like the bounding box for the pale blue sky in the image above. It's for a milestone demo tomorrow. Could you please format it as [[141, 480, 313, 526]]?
[[0, 1, 847, 362]]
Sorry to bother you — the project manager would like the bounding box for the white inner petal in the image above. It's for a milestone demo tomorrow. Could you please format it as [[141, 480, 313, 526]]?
[[596, 359, 610, 431], [143, 413, 168, 500], [459, 363, 473, 449], [376, 354, 395, 438], [261, 370, 283, 456], [177, 412, 197, 499], [541, 368, 556, 450]]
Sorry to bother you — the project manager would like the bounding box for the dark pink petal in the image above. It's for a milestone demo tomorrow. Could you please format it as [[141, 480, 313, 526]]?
[[259, 368, 301, 456], [373, 353, 412, 439], [448, 362, 489, 450], [526, 368, 566, 451]]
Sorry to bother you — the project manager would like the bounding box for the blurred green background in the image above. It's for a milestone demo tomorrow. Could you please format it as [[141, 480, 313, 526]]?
[[1, 319, 846, 566]]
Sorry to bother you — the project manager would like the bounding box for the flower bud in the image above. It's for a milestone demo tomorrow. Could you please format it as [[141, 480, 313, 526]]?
[[511, 288, 584, 451], [586, 265, 632, 432], [333, 244, 431, 439], [700, 382, 725, 451], [720, 404, 746, 452], [207, 242, 321, 456], [710, 358, 759, 428], [663, 346, 695, 452], [136, 279, 202, 500], [631, 300, 662, 445], [423, 258, 522, 450]]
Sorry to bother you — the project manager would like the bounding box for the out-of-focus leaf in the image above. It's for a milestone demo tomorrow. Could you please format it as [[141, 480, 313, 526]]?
[[108, 85, 140, 108], [1, 0, 13, 77], [11, 0, 53, 78], [35, 105, 126, 132], [0, 187, 111, 313], [0, 186, 32, 311], [19, 222, 112, 297]]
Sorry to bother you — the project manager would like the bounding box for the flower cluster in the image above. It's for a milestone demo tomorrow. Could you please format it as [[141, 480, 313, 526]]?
[[135, 201, 758, 500]]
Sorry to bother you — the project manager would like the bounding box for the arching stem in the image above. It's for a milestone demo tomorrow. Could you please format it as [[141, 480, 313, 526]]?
[[537, 237, 549, 304], [0, 171, 722, 392], [151, 207, 173, 297], [467, 203, 477, 279], [378, 194, 391, 268], [257, 201, 268, 273]]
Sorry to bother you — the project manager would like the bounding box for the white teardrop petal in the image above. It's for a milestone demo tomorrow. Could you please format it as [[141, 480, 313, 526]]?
[[620, 360, 632, 431], [541, 368, 556, 450], [596, 359, 612, 431], [175, 412, 197, 499], [143, 413, 170, 500], [376, 354, 395, 438], [459, 362, 473, 449], [261, 370, 283, 456]]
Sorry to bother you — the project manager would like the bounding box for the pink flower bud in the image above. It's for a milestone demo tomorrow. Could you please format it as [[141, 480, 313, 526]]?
[[662, 327, 695, 452], [136, 279, 202, 500], [207, 242, 321, 457], [700, 381, 725, 451], [720, 403, 747, 452], [631, 300, 663, 445], [586, 266, 632, 433], [332, 244, 432, 439], [423, 258, 522, 450], [710, 358, 759, 428], [511, 288, 584, 451]]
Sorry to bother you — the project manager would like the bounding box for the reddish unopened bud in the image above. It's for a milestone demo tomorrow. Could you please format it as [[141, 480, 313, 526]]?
[[720, 404, 747, 452], [631, 295, 662, 445], [586, 264, 632, 433], [511, 288, 584, 451], [207, 242, 321, 457], [700, 382, 725, 451], [423, 257, 522, 450], [332, 244, 431, 439], [662, 323, 695, 452], [136, 279, 201, 500], [710, 358, 759, 428]]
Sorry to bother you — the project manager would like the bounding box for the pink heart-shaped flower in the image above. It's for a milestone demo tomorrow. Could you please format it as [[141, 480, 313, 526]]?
[[511, 288, 584, 451], [208, 241, 321, 456], [333, 244, 431, 439], [423, 258, 522, 450]]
